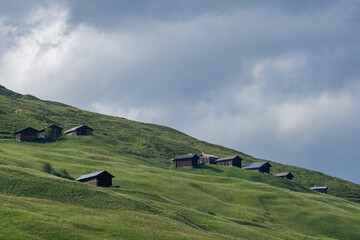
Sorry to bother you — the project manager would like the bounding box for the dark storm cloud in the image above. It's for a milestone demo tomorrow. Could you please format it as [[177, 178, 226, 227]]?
[[0, 0, 359, 183]]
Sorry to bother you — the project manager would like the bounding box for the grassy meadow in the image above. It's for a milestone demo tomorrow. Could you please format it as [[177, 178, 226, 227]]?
[[0, 85, 360, 239]]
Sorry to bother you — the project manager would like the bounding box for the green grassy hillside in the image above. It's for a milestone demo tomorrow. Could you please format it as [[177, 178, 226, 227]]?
[[0, 85, 360, 239], [0, 85, 358, 201]]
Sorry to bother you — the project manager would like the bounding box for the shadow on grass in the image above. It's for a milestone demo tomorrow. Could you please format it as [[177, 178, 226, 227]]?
[[196, 165, 224, 173], [36, 136, 67, 144]]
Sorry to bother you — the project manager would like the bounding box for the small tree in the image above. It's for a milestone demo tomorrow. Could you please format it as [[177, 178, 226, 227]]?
[[44, 128, 55, 140], [42, 162, 54, 174]]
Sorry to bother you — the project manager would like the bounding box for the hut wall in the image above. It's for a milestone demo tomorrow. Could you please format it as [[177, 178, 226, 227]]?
[[19, 131, 38, 142], [233, 158, 242, 168], [54, 129, 62, 138], [199, 156, 209, 165], [175, 159, 194, 169], [14, 133, 21, 141], [97, 177, 112, 187], [259, 165, 270, 173], [314, 189, 327, 194], [75, 128, 93, 136], [209, 157, 218, 164], [199, 156, 218, 165], [217, 160, 233, 167], [86, 130, 94, 135], [84, 178, 97, 186]]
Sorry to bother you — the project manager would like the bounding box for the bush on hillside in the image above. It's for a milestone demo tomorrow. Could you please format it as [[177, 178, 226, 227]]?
[[42, 162, 54, 174], [41, 162, 74, 180]]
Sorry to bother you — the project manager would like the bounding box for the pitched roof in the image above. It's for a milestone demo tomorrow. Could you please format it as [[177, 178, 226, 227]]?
[[39, 124, 63, 132], [14, 127, 39, 134], [76, 170, 114, 181], [242, 162, 271, 169], [273, 172, 293, 177], [65, 125, 94, 133], [199, 153, 219, 158], [310, 186, 328, 190], [216, 155, 242, 162], [172, 153, 199, 161]]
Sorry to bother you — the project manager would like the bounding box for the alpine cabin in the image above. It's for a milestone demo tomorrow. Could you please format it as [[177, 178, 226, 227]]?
[[216, 155, 242, 168], [65, 125, 94, 136], [172, 154, 199, 169], [273, 172, 294, 180], [310, 186, 328, 194], [76, 170, 114, 187], [242, 162, 272, 173], [14, 127, 39, 142]]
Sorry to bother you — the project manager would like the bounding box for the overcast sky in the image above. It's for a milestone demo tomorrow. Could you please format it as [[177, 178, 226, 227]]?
[[0, 0, 359, 183]]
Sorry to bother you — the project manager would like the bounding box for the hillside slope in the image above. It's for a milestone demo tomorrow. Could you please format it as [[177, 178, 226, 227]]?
[[0, 85, 359, 202], [0, 85, 360, 239]]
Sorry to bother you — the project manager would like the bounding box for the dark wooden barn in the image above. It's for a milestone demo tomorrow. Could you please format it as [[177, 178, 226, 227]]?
[[198, 153, 219, 165], [273, 172, 294, 180], [172, 154, 199, 169], [310, 186, 328, 194], [216, 155, 242, 168], [14, 127, 39, 142], [39, 125, 63, 139], [242, 162, 272, 173], [76, 170, 114, 187], [65, 125, 94, 136]]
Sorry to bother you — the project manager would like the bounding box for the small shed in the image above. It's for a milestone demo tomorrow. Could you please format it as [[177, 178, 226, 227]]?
[[198, 153, 219, 165], [65, 125, 94, 136], [172, 154, 199, 169], [14, 127, 39, 142], [76, 170, 114, 187], [216, 155, 242, 168], [39, 125, 63, 139], [242, 162, 272, 173], [310, 186, 328, 194], [273, 172, 294, 180]]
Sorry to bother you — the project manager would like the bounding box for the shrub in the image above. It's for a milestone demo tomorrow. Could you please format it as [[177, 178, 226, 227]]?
[[42, 162, 54, 174], [41, 162, 74, 180]]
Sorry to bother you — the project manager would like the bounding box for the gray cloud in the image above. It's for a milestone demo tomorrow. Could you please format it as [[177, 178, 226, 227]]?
[[0, 1, 359, 183]]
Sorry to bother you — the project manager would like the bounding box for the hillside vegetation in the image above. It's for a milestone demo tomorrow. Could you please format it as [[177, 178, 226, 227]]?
[[0, 85, 359, 201], [0, 85, 360, 239]]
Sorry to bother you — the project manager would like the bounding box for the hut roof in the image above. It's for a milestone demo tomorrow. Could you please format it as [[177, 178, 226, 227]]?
[[76, 170, 114, 181], [273, 172, 293, 177], [172, 153, 199, 161], [243, 162, 271, 169], [14, 127, 39, 134], [216, 155, 242, 162], [39, 124, 63, 132], [310, 186, 328, 190], [65, 125, 94, 134], [199, 153, 219, 158]]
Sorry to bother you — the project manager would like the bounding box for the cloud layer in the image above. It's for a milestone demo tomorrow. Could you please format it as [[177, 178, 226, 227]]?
[[0, 1, 359, 183]]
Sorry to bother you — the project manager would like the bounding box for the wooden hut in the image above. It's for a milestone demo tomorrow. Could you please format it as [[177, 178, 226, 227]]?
[[198, 153, 219, 165], [242, 162, 272, 173], [39, 125, 63, 139], [76, 170, 114, 187], [310, 186, 328, 194], [273, 172, 294, 180], [172, 154, 199, 169], [14, 127, 39, 142], [65, 125, 94, 136], [216, 155, 242, 168]]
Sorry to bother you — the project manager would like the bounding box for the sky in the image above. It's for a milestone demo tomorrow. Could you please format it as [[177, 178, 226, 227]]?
[[0, 0, 359, 183]]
